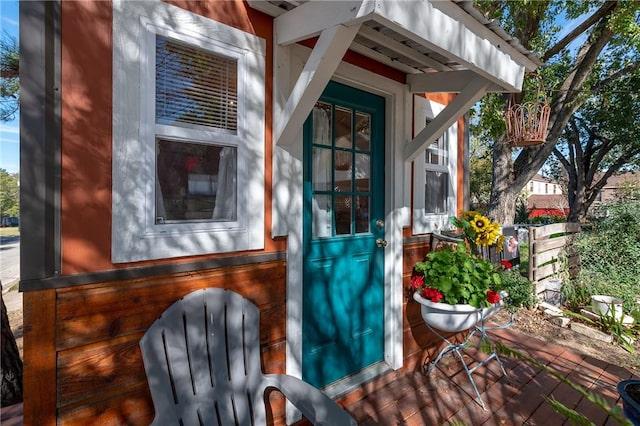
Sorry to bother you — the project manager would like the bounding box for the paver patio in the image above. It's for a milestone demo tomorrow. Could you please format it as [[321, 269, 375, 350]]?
[[1, 328, 635, 425]]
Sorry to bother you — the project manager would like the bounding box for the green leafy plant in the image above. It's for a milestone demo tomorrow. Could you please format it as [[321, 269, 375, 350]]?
[[563, 302, 639, 354], [570, 200, 640, 313], [495, 268, 536, 311], [412, 242, 502, 309], [412, 213, 510, 309]]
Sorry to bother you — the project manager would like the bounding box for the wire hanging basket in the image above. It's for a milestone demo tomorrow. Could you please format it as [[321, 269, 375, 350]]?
[[504, 74, 550, 147]]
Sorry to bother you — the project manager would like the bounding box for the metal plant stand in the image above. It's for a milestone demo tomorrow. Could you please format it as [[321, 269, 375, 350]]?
[[423, 311, 514, 410]]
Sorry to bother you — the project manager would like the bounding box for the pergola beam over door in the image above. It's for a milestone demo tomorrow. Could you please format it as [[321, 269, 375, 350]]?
[[404, 76, 492, 162], [274, 23, 361, 148]]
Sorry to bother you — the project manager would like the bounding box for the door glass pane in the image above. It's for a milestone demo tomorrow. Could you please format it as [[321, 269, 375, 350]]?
[[313, 102, 332, 146], [312, 194, 332, 238], [334, 151, 352, 192], [335, 107, 352, 149], [355, 196, 370, 233], [355, 112, 370, 151], [334, 195, 351, 235], [355, 153, 370, 192], [312, 147, 332, 191]]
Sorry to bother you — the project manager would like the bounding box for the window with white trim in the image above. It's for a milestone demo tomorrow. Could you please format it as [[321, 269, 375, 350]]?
[[423, 122, 449, 215], [112, 1, 265, 262], [412, 96, 457, 234]]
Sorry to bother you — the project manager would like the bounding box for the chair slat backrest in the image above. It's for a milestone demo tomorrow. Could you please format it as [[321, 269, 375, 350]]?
[[140, 288, 268, 425]]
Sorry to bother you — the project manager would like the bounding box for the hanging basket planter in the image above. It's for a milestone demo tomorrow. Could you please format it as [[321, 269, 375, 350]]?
[[505, 74, 550, 147]]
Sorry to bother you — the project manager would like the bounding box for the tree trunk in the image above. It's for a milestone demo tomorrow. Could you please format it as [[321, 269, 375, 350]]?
[[486, 137, 520, 225], [1, 292, 23, 406]]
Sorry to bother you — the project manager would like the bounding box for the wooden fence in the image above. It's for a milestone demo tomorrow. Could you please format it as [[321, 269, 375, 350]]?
[[528, 222, 582, 297]]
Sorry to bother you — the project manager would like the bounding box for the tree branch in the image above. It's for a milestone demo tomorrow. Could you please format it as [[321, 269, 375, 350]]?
[[592, 61, 640, 92], [542, 1, 617, 62]]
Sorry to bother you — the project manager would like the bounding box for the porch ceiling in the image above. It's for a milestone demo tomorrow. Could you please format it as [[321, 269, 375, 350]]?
[[250, 0, 540, 159], [249, 0, 540, 93]]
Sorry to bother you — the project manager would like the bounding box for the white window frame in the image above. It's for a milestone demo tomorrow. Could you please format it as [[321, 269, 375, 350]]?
[[412, 96, 457, 234], [112, 0, 265, 262]]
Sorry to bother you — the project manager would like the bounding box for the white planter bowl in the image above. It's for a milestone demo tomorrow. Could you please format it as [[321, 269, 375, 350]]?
[[591, 295, 623, 320], [413, 292, 503, 333]]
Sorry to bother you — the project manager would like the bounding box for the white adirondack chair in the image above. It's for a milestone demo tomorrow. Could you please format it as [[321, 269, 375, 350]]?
[[140, 288, 357, 426]]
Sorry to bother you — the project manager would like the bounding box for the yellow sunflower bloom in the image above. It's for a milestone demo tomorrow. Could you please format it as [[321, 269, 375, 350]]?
[[470, 215, 490, 233]]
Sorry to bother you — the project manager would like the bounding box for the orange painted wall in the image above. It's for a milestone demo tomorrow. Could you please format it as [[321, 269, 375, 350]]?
[[59, 1, 278, 274], [59, 1, 466, 274]]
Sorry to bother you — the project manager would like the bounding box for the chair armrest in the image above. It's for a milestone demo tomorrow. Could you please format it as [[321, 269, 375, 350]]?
[[264, 374, 357, 426]]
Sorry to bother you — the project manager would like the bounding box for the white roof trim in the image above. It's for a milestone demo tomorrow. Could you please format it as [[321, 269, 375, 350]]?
[[251, 0, 540, 148], [404, 75, 491, 161]]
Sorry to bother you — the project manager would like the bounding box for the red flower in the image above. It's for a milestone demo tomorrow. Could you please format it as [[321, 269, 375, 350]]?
[[500, 260, 512, 270], [421, 287, 444, 303], [410, 275, 424, 290], [486, 290, 501, 304]]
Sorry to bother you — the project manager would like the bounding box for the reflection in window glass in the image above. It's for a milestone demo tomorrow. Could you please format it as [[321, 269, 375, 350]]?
[[312, 147, 333, 191], [355, 112, 370, 151], [335, 195, 351, 235], [334, 151, 352, 192], [355, 196, 370, 233], [313, 102, 332, 146], [425, 170, 448, 214], [355, 153, 370, 192], [335, 107, 352, 148], [156, 139, 237, 223], [312, 194, 332, 238]]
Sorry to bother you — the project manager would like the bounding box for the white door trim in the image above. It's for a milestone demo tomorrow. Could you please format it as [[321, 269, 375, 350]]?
[[276, 45, 410, 416]]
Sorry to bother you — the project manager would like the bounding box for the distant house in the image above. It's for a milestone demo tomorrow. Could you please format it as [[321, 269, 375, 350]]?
[[592, 171, 640, 205], [525, 174, 568, 218]]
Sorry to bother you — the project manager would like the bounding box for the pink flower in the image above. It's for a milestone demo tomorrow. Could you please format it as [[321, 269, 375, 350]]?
[[421, 287, 444, 303], [486, 290, 501, 304], [500, 260, 512, 270]]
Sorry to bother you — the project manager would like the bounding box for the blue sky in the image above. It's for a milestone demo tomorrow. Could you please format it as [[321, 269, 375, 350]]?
[[1, 0, 19, 174]]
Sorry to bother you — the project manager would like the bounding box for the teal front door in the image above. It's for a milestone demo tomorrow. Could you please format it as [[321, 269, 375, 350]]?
[[302, 81, 385, 388]]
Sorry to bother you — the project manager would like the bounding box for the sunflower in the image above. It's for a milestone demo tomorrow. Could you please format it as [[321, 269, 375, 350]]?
[[470, 214, 491, 233]]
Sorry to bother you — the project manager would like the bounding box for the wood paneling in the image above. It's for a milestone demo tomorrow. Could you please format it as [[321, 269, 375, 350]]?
[[52, 261, 287, 425], [42, 241, 450, 425], [23, 290, 57, 426]]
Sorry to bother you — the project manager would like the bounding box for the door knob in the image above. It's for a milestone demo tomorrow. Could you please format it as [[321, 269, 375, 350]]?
[[376, 238, 388, 248], [376, 219, 385, 228]]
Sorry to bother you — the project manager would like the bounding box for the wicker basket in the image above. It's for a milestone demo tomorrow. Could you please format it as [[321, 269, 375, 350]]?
[[505, 75, 550, 147]]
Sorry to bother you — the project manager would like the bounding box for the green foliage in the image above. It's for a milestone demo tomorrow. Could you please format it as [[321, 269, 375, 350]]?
[[514, 197, 529, 223], [469, 138, 493, 209], [527, 214, 567, 224], [469, 1, 640, 225], [0, 31, 19, 122], [413, 243, 501, 308], [563, 306, 639, 354], [570, 200, 640, 312], [0, 168, 19, 217], [495, 269, 536, 311]]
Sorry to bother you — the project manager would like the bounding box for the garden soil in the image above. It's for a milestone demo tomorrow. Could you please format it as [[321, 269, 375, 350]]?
[[493, 308, 640, 373]]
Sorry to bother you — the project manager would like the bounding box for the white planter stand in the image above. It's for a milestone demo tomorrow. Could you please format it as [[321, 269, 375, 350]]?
[[413, 291, 512, 410]]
